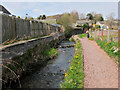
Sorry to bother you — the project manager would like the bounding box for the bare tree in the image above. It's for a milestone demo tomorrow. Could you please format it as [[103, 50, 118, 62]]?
[[70, 10, 79, 23], [94, 14, 104, 22], [105, 13, 115, 29], [80, 13, 86, 20], [91, 11, 96, 17]]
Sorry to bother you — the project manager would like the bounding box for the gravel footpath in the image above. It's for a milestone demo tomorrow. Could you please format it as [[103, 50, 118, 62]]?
[[73, 35, 118, 88]]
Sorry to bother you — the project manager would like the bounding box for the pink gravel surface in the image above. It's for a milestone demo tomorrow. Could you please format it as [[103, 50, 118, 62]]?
[[73, 35, 118, 88]]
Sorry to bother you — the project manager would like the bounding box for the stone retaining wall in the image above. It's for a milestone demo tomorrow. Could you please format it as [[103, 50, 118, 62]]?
[[1, 32, 65, 88]]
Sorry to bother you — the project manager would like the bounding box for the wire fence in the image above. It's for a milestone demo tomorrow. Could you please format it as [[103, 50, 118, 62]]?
[[90, 30, 118, 42]]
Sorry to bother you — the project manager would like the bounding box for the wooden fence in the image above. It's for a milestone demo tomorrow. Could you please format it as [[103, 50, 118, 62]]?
[[90, 29, 118, 42], [1, 14, 62, 44]]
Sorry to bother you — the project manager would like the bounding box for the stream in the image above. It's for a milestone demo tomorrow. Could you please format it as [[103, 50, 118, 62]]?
[[20, 41, 75, 88]]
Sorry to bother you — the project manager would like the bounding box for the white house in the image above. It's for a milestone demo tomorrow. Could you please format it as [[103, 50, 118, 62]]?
[[96, 21, 104, 27]]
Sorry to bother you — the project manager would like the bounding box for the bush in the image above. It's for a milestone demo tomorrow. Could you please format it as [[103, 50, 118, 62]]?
[[64, 26, 73, 37], [17, 16, 21, 18], [95, 25, 100, 29], [43, 48, 58, 57], [76, 25, 82, 27], [56, 13, 73, 37], [69, 37, 74, 42], [83, 23, 90, 29], [89, 37, 94, 40]]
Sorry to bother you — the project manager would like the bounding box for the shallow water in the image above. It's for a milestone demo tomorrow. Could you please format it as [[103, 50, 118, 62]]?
[[21, 41, 75, 88]]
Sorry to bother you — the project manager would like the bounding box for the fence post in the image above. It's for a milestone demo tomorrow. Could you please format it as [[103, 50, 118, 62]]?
[[95, 29, 97, 40], [118, 28, 120, 67], [118, 29, 120, 47], [48, 24, 50, 35], [90, 29, 92, 38], [102, 29, 103, 41], [107, 30, 110, 42], [98, 28, 100, 40], [12, 16, 15, 40]]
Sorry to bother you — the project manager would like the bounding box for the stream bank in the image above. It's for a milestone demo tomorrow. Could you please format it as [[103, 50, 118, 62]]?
[[20, 41, 75, 88]]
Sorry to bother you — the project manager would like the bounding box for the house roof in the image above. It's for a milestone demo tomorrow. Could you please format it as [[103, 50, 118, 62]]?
[[76, 20, 91, 24], [0, 5, 11, 14], [51, 23, 61, 27], [96, 21, 104, 24]]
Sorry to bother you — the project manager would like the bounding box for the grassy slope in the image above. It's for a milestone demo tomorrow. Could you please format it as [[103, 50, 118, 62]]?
[[88, 34, 119, 63], [96, 40, 119, 62], [61, 38, 84, 88]]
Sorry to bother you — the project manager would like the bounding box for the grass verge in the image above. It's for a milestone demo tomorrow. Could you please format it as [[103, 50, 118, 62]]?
[[69, 36, 74, 42], [88, 36, 118, 63], [88, 37, 94, 40], [96, 40, 119, 62], [61, 38, 84, 88], [78, 33, 87, 38]]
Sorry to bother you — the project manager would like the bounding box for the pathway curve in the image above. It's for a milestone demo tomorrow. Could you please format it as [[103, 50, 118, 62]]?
[[73, 35, 118, 88]]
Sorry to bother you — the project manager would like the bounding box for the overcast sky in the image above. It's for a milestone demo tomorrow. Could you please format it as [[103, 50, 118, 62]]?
[[0, 2, 118, 19]]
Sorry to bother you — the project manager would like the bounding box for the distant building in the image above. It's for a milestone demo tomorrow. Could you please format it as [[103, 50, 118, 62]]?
[[0, 5, 11, 15], [51, 23, 61, 27], [76, 20, 92, 26], [96, 21, 104, 27], [113, 19, 118, 24]]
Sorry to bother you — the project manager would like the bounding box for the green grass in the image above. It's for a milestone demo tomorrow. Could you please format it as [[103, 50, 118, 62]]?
[[61, 39, 84, 88], [78, 33, 87, 38], [99, 35, 118, 41], [69, 36, 74, 42], [96, 40, 119, 62], [88, 35, 119, 63], [89, 37, 94, 40], [43, 48, 58, 57]]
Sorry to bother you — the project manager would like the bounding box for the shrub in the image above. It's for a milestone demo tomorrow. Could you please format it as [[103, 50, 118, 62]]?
[[76, 25, 82, 27], [17, 16, 21, 18], [43, 48, 58, 57], [89, 37, 94, 40], [69, 36, 74, 42], [95, 25, 100, 29], [56, 13, 73, 37], [83, 23, 90, 30]]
